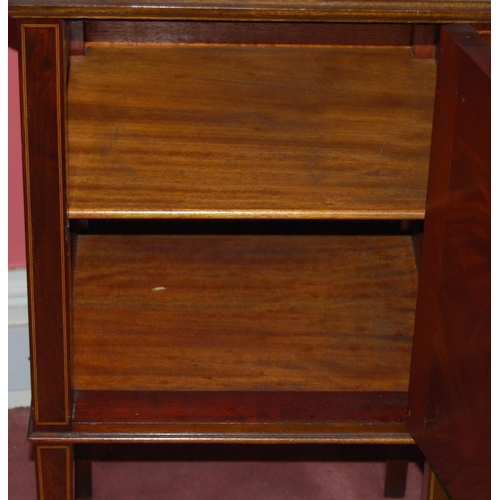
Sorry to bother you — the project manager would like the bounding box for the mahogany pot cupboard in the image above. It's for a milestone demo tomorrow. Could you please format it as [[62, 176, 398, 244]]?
[[8, 1, 490, 498]]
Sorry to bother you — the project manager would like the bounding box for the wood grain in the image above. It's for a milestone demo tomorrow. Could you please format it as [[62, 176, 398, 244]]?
[[31, 423, 412, 444], [411, 24, 437, 59], [35, 445, 73, 500], [84, 20, 413, 46], [471, 22, 491, 43], [407, 25, 490, 500], [72, 234, 418, 392], [19, 20, 72, 430], [67, 390, 412, 442], [425, 468, 452, 500], [8, 0, 492, 23], [73, 390, 408, 424], [67, 45, 436, 219]]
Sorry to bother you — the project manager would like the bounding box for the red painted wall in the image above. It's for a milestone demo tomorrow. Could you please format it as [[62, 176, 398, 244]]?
[[9, 44, 26, 270]]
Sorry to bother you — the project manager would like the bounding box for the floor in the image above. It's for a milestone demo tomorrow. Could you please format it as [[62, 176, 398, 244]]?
[[9, 407, 425, 499]]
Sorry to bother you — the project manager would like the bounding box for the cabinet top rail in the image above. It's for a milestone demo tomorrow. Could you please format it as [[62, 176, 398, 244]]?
[[8, 0, 490, 23]]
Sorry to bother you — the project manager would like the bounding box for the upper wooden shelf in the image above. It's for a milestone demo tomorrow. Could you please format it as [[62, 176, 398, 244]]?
[[8, 0, 491, 23], [68, 45, 436, 220]]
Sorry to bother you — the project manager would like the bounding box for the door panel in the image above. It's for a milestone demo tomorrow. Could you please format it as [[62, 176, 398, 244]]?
[[406, 25, 490, 500]]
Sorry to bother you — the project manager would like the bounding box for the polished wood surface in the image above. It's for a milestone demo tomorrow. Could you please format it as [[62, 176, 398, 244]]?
[[410, 25, 437, 59], [74, 446, 92, 500], [19, 20, 72, 430], [421, 464, 451, 500], [72, 234, 417, 392], [67, 45, 435, 219], [406, 25, 490, 500], [32, 423, 412, 444], [73, 391, 408, 424], [66, 390, 412, 443], [35, 445, 73, 500], [7, 0, 491, 23], [472, 22, 491, 43], [13, 0, 491, 495], [384, 445, 413, 498], [83, 20, 413, 45]]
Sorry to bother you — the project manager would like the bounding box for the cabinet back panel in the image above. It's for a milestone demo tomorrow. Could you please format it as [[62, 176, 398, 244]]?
[[83, 21, 413, 46]]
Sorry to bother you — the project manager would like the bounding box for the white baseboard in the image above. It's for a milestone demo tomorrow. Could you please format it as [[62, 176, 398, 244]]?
[[8, 268, 28, 327], [8, 269, 31, 393], [8, 390, 31, 409]]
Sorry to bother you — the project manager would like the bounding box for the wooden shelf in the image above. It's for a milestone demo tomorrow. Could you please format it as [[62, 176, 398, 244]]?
[[72, 233, 418, 393], [67, 45, 436, 219], [68, 231, 418, 441]]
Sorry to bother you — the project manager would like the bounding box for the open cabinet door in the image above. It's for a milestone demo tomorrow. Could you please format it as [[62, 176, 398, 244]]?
[[406, 25, 490, 500]]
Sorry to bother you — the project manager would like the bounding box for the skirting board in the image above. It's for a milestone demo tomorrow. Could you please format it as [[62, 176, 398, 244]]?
[[8, 268, 28, 327], [9, 269, 31, 402], [8, 390, 31, 409]]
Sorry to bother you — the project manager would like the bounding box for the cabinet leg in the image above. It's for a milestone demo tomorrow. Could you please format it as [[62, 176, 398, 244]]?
[[75, 445, 93, 499], [384, 445, 409, 498], [422, 463, 451, 500], [35, 444, 73, 500]]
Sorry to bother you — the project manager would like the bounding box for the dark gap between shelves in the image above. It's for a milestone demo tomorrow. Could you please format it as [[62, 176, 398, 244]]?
[[70, 219, 424, 236]]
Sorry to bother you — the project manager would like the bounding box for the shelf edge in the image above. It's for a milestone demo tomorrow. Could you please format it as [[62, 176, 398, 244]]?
[[67, 208, 426, 220]]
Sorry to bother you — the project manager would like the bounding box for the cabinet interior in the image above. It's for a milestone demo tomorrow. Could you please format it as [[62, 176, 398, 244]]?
[[66, 20, 436, 442]]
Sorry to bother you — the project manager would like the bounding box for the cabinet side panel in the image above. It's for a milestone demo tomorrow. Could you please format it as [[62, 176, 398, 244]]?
[[407, 25, 490, 500], [19, 21, 71, 428]]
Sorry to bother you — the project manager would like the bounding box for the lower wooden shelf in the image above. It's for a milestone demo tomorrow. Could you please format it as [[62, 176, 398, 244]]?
[[64, 229, 418, 443]]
